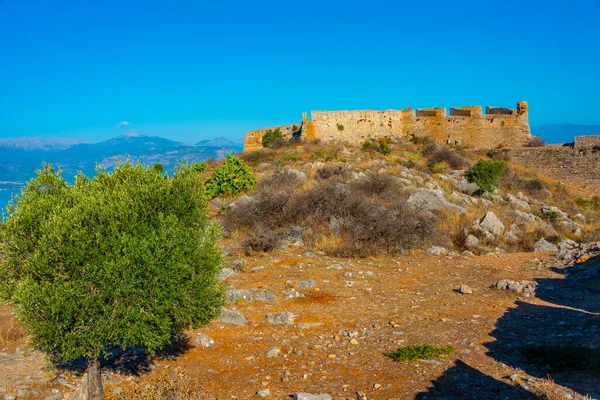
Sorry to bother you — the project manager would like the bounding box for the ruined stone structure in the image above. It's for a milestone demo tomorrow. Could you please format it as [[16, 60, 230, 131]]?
[[243, 101, 532, 151], [574, 135, 600, 151]]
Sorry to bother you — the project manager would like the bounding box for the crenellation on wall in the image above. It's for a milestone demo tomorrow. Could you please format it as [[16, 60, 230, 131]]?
[[243, 101, 531, 151]]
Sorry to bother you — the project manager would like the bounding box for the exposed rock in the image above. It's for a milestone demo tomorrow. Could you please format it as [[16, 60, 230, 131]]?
[[493, 280, 537, 297], [457, 178, 480, 195], [217, 268, 235, 281], [293, 394, 333, 400], [254, 290, 276, 301], [477, 212, 505, 238], [194, 334, 214, 348], [257, 388, 271, 398], [266, 347, 280, 357], [464, 235, 480, 250], [511, 210, 540, 225], [286, 168, 307, 182], [457, 284, 473, 294], [425, 246, 448, 256], [297, 279, 317, 289], [541, 206, 568, 220], [407, 188, 466, 214], [226, 288, 253, 303], [505, 194, 531, 211], [219, 309, 248, 326], [285, 290, 305, 299], [326, 263, 343, 270], [267, 312, 296, 325], [534, 238, 558, 253], [230, 258, 245, 271]]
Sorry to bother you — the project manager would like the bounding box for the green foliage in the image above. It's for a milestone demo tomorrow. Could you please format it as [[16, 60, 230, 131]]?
[[379, 142, 392, 155], [336, 123, 344, 131], [362, 140, 379, 151], [385, 344, 454, 362], [192, 162, 208, 173], [465, 159, 506, 192], [0, 163, 225, 362], [261, 128, 283, 148], [152, 163, 164, 174], [576, 195, 600, 210], [205, 154, 256, 199], [519, 345, 600, 372]]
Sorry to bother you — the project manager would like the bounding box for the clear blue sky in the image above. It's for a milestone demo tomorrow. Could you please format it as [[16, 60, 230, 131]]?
[[1, 0, 599, 143]]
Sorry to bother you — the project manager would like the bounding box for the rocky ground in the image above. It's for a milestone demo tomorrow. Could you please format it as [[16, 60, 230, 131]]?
[[1, 243, 598, 399]]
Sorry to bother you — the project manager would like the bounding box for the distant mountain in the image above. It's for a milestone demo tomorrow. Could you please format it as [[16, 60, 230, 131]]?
[[0, 137, 88, 151], [532, 123, 600, 144], [195, 137, 244, 147], [0, 134, 244, 200]]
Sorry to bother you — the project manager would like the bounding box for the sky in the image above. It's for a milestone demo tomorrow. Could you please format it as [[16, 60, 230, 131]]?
[[0, 0, 599, 143]]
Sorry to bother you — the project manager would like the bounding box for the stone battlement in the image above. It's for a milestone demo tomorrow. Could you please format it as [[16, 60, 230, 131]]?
[[243, 101, 531, 151]]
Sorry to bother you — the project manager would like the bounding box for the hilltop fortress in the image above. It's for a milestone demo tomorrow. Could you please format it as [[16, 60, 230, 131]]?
[[244, 101, 532, 151]]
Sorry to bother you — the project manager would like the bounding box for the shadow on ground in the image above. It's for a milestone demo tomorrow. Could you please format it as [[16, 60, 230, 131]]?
[[417, 254, 600, 399], [415, 360, 536, 399], [485, 254, 600, 397], [54, 334, 192, 376]]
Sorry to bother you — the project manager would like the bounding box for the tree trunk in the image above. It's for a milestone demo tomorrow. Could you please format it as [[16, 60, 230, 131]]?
[[86, 358, 104, 400]]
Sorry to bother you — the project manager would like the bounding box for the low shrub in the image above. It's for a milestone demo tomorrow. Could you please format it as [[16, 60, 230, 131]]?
[[429, 149, 470, 170], [350, 172, 398, 198], [261, 128, 284, 148], [385, 344, 453, 362], [465, 158, 506, 192], [223, 177, 437, 257], [315, 165, 346, 180], [524, 136, 546, 147], [205, 154, 256, 198], [238, 149, 274, 165], [337, 123, 344, 131]]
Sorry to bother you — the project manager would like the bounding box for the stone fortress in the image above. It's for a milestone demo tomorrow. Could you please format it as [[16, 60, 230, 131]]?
[[243, 101, 533, 151]]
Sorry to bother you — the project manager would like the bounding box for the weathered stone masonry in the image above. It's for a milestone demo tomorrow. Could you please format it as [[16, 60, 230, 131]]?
[[574, 135, 600, 151], [243, 101, 531, 151]]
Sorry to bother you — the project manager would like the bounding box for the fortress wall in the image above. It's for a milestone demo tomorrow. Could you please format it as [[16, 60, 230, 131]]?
[[575, 135, 600, 150], [505, 147, 600, 181], [311, 110, 404, 143], [243, 101, 531, 151], [243, 123, 300, 152]]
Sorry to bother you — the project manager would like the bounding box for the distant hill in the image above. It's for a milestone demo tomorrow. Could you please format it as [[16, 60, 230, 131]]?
[[0, 134, 244, 200], [532, 123, 600, 144]]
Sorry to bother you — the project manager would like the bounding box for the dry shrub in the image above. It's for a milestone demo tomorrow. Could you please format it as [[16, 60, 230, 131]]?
[[237, 149, 274, 165], [0, 306, 27, 350], [350, 172, 399, 198], [257, 169, 304, 191], [223, 177, 438, 257], [242, 228, 279, 255], [108, 367, 208, 400], [524, 136, 546, 147], [315, 165, 347, 180], [423, 143, 470, 170], [499, 168, 549, 199]]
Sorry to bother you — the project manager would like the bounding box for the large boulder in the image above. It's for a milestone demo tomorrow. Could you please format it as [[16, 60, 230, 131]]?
[[407, 188, 466, 214], [477, 212, 505, 238], [457, 178, 480, 195], [534, 238, 558, 253], [505, 194, 531, 212]]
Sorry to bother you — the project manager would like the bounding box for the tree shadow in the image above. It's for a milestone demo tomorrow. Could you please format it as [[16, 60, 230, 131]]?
[[54, 334, 193, 376], [415, 360, 537, 399], [485, 254, 600, 396]]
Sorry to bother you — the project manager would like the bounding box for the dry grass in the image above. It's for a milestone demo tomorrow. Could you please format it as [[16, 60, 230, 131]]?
[[107, 367, 209, 400], [524, 376, 592, 400], [0, 305, 27, 351]]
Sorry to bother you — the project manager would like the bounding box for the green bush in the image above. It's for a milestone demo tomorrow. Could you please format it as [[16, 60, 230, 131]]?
[[465, 158, 506, 192], [379, 142, 392, 155], [205, 154, 256, 198], [261, 128, 283, 148], [0, 163, 224, 398], [337, 123, 344, 131], [385, 344, 453, 362]]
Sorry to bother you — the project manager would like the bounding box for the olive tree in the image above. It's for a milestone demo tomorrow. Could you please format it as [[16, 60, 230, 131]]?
[[0, 163, 225, 399]]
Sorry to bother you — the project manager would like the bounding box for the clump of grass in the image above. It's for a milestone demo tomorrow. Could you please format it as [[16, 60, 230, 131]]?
[[385, 344, 453, 362], [520, 345, 600, 373]]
